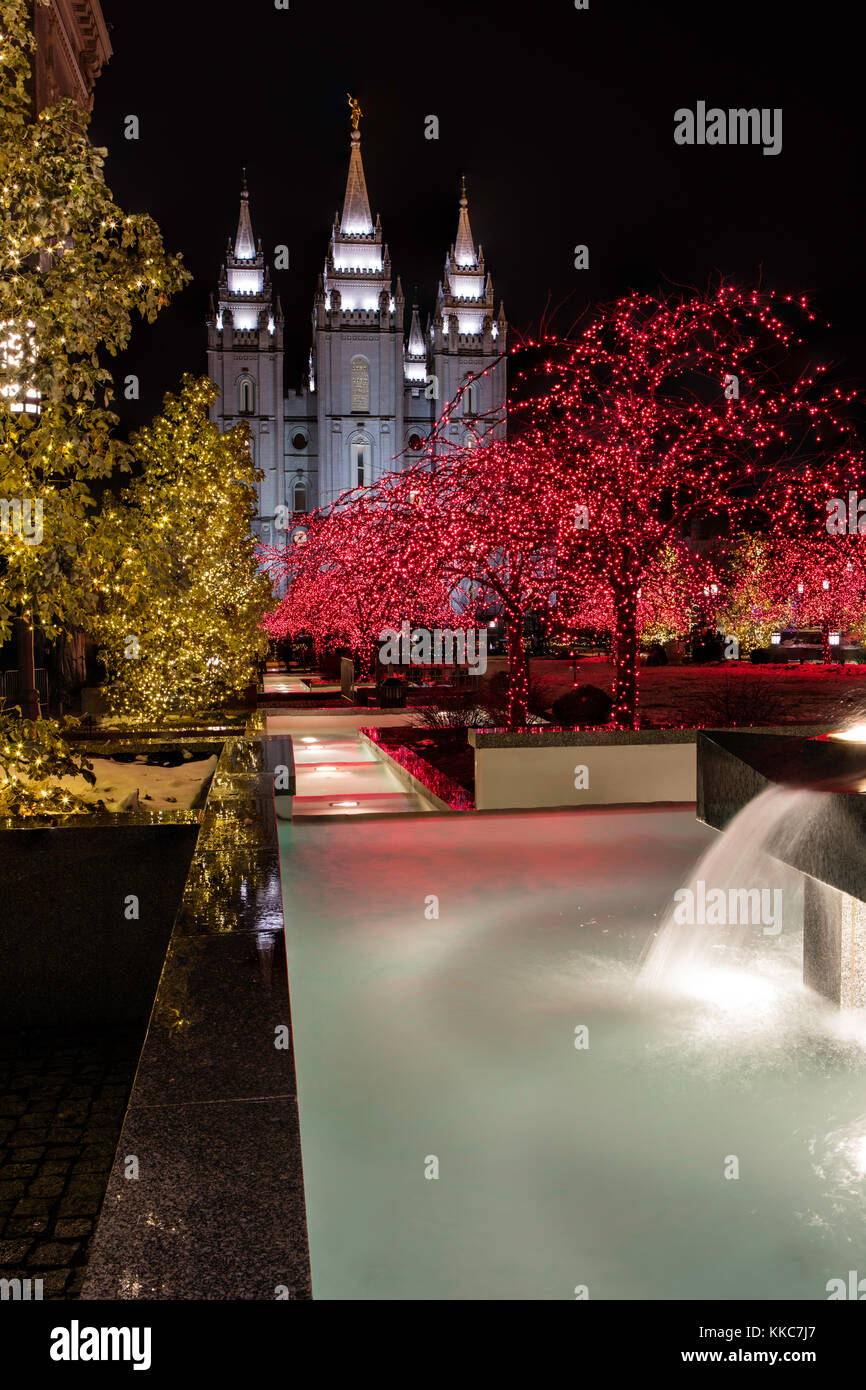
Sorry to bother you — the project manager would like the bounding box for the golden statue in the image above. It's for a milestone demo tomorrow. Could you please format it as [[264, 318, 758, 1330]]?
[[347, 93, 363, 131]]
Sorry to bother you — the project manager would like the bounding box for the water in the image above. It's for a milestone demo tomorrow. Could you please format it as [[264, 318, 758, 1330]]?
[[278, 805, 866, 1300], [640, 785, 824, 997], [267, 710, 435, 815]]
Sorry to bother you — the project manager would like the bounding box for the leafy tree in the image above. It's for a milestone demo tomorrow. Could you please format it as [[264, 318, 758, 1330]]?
[[92, 377, 271, 722], [0, 0, 189, 715], [0, 710, 94, 816], [716, 534, 794, 652]]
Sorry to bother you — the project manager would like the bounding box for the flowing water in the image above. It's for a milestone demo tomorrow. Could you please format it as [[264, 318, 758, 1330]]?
[[640, 785, 826, 999], [277, 800, 866, 1300]]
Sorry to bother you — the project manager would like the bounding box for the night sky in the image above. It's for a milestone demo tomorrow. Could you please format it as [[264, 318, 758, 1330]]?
[[89, 0, 865, 434]]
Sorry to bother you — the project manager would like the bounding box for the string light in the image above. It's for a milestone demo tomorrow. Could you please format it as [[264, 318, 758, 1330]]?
[[92, 377, 269, 722], [257, 284, 859, 731]]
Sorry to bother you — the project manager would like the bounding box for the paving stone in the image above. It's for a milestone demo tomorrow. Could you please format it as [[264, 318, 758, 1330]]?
[[30, 1094, 66, 1110], [28, 1242, 81, 1267], [27, 1177, 66, 1198], [64, 1176, 107, 1197], [0, 1239, 33, 1261], [54, 1219, 92, 1239], [5, 1217, 50, 1237], [8, 1131, 49, 1148], [77, 1127, 119, 1146], [12, 1198, 53, 1218], [0, 1026, 140, 1299], [57, 1194, 100, 1218], [18, 1113, 50, 1129], [40, 1270, 71, 1297]]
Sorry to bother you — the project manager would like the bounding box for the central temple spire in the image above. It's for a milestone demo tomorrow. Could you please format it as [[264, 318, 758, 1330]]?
[[341, 96, 373, 235]]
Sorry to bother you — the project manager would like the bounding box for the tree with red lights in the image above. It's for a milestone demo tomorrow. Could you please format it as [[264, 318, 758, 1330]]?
[[359, 434, 567, 726], [770, 533, 866, 659], [258, 499, 456, 679], [525, 285, 859, 726], [557, 539, 721, 652]]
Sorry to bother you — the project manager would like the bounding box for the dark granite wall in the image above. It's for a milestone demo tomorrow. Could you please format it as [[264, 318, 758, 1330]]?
[[0, 825, 199, 1029]]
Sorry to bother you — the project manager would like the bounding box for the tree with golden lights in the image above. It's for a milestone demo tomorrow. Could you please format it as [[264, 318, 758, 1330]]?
[[0, 0, 187, 804], [92, 377, 271, 722]]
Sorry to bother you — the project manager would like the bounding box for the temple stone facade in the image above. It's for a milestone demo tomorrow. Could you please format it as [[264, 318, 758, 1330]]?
[[207, 115, 507, 540]]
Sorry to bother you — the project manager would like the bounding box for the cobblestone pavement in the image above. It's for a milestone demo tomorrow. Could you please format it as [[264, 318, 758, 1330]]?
[[0, 1026, 142, 1300]]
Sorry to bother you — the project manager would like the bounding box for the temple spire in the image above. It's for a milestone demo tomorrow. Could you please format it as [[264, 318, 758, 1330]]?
[[234, 169, 256, 260], [454, 175, 477, 267], [341, 128, 373, 235], [407, 299, 425, 358]]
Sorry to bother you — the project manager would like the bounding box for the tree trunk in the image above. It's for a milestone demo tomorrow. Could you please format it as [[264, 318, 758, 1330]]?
[[506, 613, 529, 728], [16, 615, 40, 722], [611, 586, 639, 729], [821, 620, 831, 664]]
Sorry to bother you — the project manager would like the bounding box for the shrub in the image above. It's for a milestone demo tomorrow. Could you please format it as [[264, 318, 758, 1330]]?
[[551, 684, 613, 727], [695, 674, 786, 727], [0, 713, 95, 817], [481, 672, 553, 723]]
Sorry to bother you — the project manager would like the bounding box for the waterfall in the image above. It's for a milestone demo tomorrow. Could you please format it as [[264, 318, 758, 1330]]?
[[639, 784, 826, 995]]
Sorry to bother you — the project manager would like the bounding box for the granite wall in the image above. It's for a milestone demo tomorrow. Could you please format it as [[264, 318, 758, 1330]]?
[[0, 823, 199, 1029]]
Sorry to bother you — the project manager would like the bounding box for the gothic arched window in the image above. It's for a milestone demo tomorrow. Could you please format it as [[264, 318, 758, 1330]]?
[[350, 438, 372, 488], [350, 356, 369, 413], [462, 379, 478, 416], [293, 479, 308, 512], [239, 376, 255, 414]]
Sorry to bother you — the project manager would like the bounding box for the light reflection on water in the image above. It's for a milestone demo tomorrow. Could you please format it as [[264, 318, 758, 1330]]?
[[281, 807, 866, 1300]]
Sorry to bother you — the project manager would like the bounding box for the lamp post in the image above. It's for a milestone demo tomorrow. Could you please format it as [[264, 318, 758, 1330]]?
[[821, 578, 831, 664]]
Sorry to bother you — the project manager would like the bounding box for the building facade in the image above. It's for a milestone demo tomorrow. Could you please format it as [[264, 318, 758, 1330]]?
[[30, 0, 112, 113], [206, 116, 507, 543]]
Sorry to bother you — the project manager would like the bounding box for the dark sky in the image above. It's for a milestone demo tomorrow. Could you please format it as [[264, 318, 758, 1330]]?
[[89, 0, 865, 434]]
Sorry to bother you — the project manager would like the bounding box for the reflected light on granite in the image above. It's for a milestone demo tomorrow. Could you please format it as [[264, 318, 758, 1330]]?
[[119, 1270, 144, 1297]]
